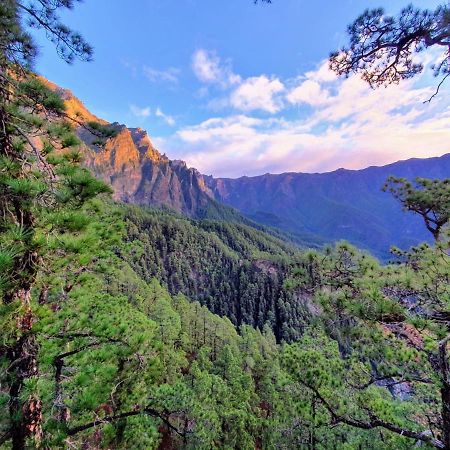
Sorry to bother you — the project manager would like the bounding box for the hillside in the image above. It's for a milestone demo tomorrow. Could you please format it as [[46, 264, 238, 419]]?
[[123, 206, 310, 342], [1, 193, 421, 450], [80, 124, 216, 217], [206, 154, 450, 259]]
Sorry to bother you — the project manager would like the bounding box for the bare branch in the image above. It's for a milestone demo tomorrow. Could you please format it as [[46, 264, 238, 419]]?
[[297, 379, 445, 449]]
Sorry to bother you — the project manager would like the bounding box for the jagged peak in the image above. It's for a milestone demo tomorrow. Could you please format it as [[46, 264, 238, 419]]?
[[41, 78, 215, 216], [40, 78, 171, 166], [171, 159, 187, 168], [129, 127, 167, 162]]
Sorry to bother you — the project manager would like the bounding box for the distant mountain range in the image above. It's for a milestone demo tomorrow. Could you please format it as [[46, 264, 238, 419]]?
[[206, 155, 450, 259], [48, 79, 450, 259]]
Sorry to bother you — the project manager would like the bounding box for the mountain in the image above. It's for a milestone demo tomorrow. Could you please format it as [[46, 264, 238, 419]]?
[[206, 155, 450, 259], [80, 124, 215, 217], [43, 78, 225, 219], [49, 79, 450, 259], [80, 122, 222, 218], [49, 81, 321, 247]]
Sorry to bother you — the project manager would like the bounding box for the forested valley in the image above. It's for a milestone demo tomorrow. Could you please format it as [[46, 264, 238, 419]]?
[[1, 1, 450, 449], [124, 207, 309, 342]]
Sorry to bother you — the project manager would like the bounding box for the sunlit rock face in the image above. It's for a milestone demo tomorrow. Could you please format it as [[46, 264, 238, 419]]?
[[44, 78, 215, 217], [80, 124, 214, 216], [39, 77, 108, 125]]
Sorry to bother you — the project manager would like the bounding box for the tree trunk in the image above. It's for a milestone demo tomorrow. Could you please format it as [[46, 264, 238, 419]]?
[[310, 395, 317, 450], [8, 333, 41, 450], [441, 383, 450, 450], [439, 336, 450, 450], [9, 373, 26, 450], [6, 284, 41, 450]]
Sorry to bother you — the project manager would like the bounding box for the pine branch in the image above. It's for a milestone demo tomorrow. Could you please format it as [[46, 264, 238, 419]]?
[[66, 406, 188, 437], [297, 379, 445, 449]]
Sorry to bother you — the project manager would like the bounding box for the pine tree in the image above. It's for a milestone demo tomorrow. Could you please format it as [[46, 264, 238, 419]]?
[[329, 3, 450, 100], [383, 177, 450, 241], [287, 241, 450, 449], [0, 2, 110, 447]]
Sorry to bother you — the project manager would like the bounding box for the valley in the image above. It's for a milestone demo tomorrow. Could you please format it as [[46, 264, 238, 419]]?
[[1, 2, 450, 449]]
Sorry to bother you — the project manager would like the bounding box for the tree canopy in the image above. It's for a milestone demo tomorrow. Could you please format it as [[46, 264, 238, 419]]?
[[0, 1, 110, 448], [329, 3, 450, 100], [3, 1, 450, 449], [383, 177, 450, 241]]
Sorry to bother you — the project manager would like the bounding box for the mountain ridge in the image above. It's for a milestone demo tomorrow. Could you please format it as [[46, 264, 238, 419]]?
[[47, 77, 450, 258], [206, 154, 450, 259], [209, 152, 450, 180]]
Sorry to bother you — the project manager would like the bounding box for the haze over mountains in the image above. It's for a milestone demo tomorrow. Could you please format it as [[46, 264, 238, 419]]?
[[206, 156, 450, 258], [54, 80, 447, 259]]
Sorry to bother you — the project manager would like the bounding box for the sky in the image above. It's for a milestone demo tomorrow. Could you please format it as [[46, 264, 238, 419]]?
[[32, 0, 450, 178]]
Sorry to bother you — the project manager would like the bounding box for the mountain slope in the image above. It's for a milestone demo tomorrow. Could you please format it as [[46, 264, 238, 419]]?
[[206, 154, 450, 259], [124, 205, 310, 342]]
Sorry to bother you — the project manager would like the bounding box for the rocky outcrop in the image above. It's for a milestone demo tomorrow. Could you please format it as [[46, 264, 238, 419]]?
[[80, 124, 214, 216]]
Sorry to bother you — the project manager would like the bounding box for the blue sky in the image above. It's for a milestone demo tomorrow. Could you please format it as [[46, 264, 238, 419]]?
[[33, 0, 450, 177]]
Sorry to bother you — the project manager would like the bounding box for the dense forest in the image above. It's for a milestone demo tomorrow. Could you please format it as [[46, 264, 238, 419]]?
[[1, 1, 450, 449], [2, 190, 450, 449], [124, 206, 310, 342], [4, 192, 449, 449]]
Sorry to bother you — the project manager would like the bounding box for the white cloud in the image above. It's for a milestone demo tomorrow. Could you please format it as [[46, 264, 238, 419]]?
[[230, 76, 285, 113], [191, 49, 241, 87], [155, 107, 175, 126], [191, 50, 284, 113], [143, 66, 180, 83], [130, 104, 151, 118], [158, 58, 450, 177], [287, 79, 330, 106], [192, 50, 220, 83], [178, 115, 263, 143], [304, 60, 338, 83], [129, 48, 450, 177], [130, 104, 176, 126]]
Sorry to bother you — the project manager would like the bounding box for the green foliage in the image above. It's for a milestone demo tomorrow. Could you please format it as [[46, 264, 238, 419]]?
[[124, 206, 310, 342], [286, 235, 450, 449], [2, 0, 449, 447], [383, 177, 450, 240], [3, 164, 447, 449], [0, 3, 112, 446], [87, 121, 118, 138], [18, 78, 66, 112], [14, 200, 292, 448], [330, 3, 449, 93], [5, 181, 411, 449]]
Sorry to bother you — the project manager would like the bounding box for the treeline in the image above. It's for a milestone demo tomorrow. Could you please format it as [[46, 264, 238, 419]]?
[[123, 206, 310, 342]]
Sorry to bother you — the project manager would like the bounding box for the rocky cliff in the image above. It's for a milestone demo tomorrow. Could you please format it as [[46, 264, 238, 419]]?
[[49, 80, 216, 218], [80, 124, 214, 216]]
